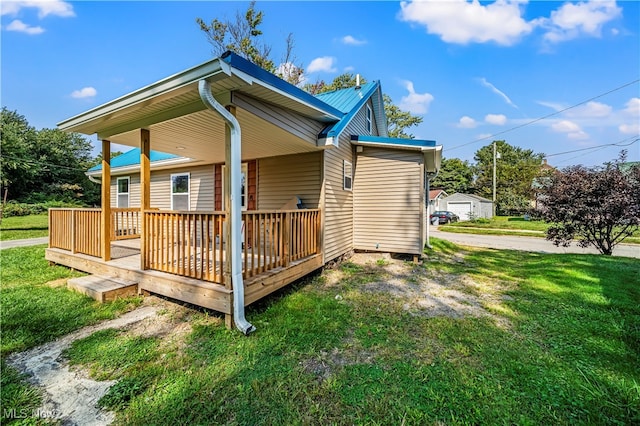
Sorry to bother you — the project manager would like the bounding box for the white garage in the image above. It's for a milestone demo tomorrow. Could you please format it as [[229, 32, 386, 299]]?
[[447, 202, 473, 221], [442, 193, 494, 221]]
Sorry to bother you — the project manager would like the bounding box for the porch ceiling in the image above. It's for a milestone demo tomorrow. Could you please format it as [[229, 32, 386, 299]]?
[[108, 105, 321, 162]]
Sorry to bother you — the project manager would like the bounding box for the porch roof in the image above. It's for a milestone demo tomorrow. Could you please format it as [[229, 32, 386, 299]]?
[[351, 135, 443, 174], [59, 52, 346, 163]]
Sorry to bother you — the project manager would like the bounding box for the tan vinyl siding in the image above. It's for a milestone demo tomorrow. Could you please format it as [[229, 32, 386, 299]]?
[[322, 106, 374, 261], [257, 152, 322, 210], [353, 147, 425, 254], [110, 165, 214, 210], [110, 175, 140, 208]]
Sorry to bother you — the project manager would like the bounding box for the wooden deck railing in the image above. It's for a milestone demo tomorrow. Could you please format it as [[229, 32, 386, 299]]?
[[111, 208, 140, 240], [144, 209, 321, 284], [50, 207, 321, 284], [49, 208, 102, 257]]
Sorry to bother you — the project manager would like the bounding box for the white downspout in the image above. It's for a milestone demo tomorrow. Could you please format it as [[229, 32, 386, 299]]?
[[425, 171, 438, 249], [198, 79, 256, 335]]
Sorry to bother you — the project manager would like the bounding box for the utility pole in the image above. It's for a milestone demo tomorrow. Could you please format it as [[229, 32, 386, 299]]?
[[492, 141, 497, 217]]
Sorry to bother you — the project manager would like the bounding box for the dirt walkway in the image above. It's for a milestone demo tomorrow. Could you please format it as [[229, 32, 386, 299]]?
[[6, 305, 161, 426]]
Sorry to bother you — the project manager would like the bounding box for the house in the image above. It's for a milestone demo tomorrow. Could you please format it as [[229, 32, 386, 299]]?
[[47, 51, 442, 333], [428, 189, 448, 214], [441, 193, 493, 221]]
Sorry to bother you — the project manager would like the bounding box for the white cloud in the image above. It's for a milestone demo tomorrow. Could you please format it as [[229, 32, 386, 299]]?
[[458, 116, 477, 129], [485, 114, 507, 125], [1, 0, 75, 18], [623, 97, 640, 116], [399, 0, 534, 46], [619, 122, 639, 135], [551, 119, 588, 140], [398, 80, 434, 114], [307, 56, 337, 73], [5, 19, 44, 34], [565, 101, 612, 118], [478, 77, 518, 109], [542, 0, 621, 43], [71, 87, 97, 99], [341, 35, 366, 46], [343, 66, 355, 72]]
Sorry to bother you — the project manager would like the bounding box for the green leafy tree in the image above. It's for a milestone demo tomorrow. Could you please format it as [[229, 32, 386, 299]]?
[[473, 140, 545, 215], [430, 158, 473, 194], [196, 1, 303, 85], [383, 95, 423, 139], [0, 108, 39, 199], [538, 151, 640, 255], [0, 107, 98, 205]]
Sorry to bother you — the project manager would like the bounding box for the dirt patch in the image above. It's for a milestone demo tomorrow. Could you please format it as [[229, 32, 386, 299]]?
[[340, 252, 509, 324], [5, 297, 197, 426], [45, 278, 68, 288]]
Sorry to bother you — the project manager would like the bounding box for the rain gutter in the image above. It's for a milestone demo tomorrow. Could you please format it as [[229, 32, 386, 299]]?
[[198, 79, 256, 335]]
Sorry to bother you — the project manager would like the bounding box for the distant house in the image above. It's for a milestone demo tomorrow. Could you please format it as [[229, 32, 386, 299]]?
[[428, 189, 448, 214], [442, 193, 493, 221], [47, 51, 442, 332]]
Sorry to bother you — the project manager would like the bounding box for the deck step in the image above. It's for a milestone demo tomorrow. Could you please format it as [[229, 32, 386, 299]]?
[[67, 275, 138, 303]]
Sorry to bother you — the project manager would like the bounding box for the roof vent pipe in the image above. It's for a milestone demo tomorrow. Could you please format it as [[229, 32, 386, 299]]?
[[355, 74, 361, 90], [198, 79, 256, 336]]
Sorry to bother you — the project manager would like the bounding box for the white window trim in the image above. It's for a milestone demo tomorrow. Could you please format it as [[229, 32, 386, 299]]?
[[171, 172, 190, 211], [221, 163, 249, 211], [116, 176, 130, 208], [365, 104, 372, 134], [343, 160, 353, 191]]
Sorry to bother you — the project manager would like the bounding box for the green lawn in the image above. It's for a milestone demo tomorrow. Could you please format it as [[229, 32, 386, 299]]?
[[0, 245, 142, 422], [441, 216, 640, 244], [11, 240, 634, 425], [0, 214, 49, 241]]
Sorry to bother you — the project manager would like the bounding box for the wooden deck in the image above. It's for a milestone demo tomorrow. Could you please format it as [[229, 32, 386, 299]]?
[[46, 238, 323, 315]]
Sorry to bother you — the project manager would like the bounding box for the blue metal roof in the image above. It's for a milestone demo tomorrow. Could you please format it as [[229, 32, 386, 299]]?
[[221, 51, 344, 120], [315, 81, 378, 113], [88, 148, 180, 172], [351, 135, 437, 148], [316, 82, 381, 139]]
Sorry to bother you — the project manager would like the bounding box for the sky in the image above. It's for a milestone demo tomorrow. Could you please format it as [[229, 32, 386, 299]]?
[[2, 0, 639, 168]]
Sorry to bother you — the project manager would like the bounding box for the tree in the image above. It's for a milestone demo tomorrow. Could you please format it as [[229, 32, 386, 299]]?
[[0, 107, 99, 205], [538, 151, 640, 255], [196, 1, 304, 85], [430, 158, 474, 194], [473, 140, 545, 215]]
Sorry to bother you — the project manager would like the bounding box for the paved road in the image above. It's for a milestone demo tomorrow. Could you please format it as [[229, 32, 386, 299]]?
[[0, 237, 49, 250], [430, 229, 640, 259]]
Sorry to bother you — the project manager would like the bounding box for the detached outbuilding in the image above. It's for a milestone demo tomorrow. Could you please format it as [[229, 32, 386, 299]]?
[[442, 193, 493, 221]]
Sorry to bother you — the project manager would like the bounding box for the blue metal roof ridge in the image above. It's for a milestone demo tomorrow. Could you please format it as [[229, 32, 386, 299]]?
[[350, 135, 437, 148], [221, 51, 344, 120], [318, 81, 381, 139], [88, 148, 181, 172]]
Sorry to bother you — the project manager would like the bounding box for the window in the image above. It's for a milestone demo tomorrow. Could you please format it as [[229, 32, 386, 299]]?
[[116, 177, 129, 208], [171, 173, 190, 211], [365, 104, 372, 134], [343, 160, 353, 191], [222, 163, 248, 211]]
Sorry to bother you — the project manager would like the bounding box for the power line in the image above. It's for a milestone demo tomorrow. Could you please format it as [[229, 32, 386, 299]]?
[[446, 78, 640, 152], [1, 154, 91, 172], [544, 136, 639, 158]]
